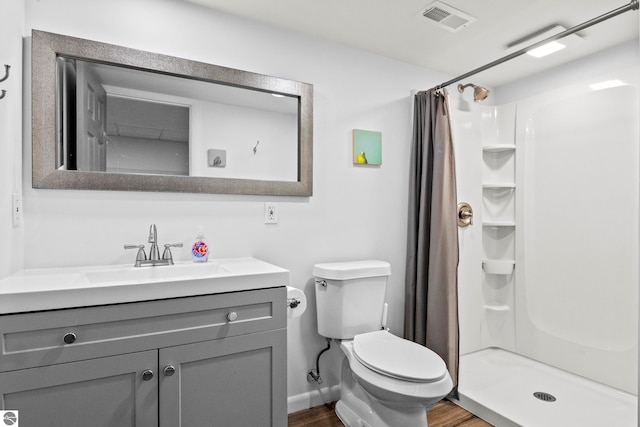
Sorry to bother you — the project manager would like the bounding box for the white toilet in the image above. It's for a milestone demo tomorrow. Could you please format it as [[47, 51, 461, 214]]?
[[313, 260, 453, 427]]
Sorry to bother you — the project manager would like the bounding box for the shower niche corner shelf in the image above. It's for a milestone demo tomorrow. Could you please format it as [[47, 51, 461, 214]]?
[[482, 221, 515, 227], [482, 259, 515, 275], [482, 183, 515, 190], [482, 144, 516, 153], [482, 138, 516, 286], [483, 304, 511, 312]]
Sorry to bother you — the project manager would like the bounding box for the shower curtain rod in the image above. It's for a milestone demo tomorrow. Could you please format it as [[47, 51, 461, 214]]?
[[432, 0, 639, 91]]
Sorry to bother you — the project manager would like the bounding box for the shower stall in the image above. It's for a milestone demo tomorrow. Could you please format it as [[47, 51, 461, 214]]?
[[450, 51, 639, 426]]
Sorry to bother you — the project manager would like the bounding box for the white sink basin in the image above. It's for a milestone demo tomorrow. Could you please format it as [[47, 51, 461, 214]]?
[[0, 257, 289, 314], [85, 261, 229, 284]]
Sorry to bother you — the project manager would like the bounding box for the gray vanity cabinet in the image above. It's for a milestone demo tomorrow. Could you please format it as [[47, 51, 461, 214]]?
[[0, 286, 287, 427], [0, 350, 159, 427], [160, 328, 286, 427]]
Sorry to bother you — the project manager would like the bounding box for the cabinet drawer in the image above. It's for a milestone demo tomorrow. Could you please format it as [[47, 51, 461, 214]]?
[[0, 287, 285, 372]]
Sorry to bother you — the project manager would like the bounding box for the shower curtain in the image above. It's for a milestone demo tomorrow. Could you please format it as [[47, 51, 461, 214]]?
[[405, 88, 459, 391]]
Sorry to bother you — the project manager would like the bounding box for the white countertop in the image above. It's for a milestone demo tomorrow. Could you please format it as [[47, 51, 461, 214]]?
[[0, 257, 289, 314]]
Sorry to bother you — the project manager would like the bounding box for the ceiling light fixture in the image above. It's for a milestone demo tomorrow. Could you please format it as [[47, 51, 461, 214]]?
[[506, 25, 583, 59], [589, 79, 627, 91], [526, 41, 566, 58]]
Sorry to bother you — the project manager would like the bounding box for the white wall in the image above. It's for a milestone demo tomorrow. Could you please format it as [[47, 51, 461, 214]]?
[[11, 0, 449, 411], [0, 0, 24, 277]]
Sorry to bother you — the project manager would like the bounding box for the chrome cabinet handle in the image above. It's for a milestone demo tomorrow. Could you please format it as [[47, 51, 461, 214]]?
[[163, 365, 176, 377], [142, 370, 154, 381], [63, 332, 77, 344], [227, 312, 238, 322]]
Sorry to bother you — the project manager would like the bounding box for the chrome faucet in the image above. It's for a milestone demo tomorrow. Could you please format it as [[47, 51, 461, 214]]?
[[148, 224, 161, 261], [124, 224, 183, 267]]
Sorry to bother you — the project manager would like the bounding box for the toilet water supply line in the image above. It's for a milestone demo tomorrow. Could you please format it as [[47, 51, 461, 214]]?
[[307, 303, 389, 384], [308, 339, 331, 384]]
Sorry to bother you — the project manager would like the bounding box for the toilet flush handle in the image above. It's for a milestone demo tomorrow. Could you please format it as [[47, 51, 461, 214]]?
[[381, 303, 389, 331]]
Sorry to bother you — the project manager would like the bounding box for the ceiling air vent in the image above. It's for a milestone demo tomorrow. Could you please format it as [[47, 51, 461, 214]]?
[[419, 1, 476, 32]]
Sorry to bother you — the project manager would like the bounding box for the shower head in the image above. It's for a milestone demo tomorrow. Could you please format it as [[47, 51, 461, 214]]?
[[457, 83, 490, 102]]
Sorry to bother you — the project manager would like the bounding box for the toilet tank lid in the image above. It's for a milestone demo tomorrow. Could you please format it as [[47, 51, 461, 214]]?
[[313, 260, 391, 280]]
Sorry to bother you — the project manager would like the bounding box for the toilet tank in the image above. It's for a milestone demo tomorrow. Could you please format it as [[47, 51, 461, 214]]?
[[313, 260, 391, 339]]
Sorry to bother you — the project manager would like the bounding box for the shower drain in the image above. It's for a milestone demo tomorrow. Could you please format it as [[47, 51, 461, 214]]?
[[533, 391, 557, 402]]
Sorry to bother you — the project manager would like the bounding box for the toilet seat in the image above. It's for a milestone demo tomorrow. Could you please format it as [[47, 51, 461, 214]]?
[[353, 330, 447, 383], [340, 338, 453, 404]]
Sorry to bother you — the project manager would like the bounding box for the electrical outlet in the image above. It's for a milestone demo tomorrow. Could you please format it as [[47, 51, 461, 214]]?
[[264, 202, 278, 224], [12, 193, 21, 227]]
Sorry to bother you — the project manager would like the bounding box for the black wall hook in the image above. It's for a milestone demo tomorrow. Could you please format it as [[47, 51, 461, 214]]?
[[0, 90, 6, 100], [0, 65, 9, 83]]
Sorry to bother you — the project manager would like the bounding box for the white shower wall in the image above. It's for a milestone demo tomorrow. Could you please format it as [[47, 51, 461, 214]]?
[[453, 43, 639, 397], [514, 69, 639, 394]]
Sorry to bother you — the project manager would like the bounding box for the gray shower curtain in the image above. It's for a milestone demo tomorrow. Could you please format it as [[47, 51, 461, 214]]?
[[405, 88, 459, 392]]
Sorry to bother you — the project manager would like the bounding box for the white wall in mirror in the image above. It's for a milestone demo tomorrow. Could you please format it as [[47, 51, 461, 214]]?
[[190, 100, 297, 180]]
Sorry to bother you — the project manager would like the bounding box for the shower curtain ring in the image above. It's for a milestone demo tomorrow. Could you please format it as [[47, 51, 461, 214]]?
[[0, 65, 10, 83]]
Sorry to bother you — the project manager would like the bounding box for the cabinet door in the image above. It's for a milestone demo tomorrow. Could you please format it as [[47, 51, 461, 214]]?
[[0, 350, 158, 427], [160, 329, 286, 427]]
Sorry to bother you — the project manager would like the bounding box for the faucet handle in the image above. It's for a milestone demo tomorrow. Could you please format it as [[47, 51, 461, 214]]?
[[162, 243, 183, 265], [124, 244, 147, 267]]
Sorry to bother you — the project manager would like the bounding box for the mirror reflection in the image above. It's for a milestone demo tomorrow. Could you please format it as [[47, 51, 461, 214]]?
[[32, 30, 313, 196], [57, 57, 299, 181]]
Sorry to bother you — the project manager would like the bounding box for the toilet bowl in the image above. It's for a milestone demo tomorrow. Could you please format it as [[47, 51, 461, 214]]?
[[336, 331, 453, 427], [313, 260, 453, 427]]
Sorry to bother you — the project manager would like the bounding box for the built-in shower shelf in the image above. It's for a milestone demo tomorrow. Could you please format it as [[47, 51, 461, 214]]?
[[482, 221, 515, 227], [483, 304, 511, 312], [483, 144, 516, 153], [483, 183, 515, 190], [482, 259, 515, 274]]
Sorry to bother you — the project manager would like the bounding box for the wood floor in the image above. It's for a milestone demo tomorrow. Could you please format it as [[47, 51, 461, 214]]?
[[288, 400, 493, 427]]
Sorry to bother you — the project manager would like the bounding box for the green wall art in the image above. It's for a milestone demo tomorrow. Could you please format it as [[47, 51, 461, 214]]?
[[352, 129, 382, 165]]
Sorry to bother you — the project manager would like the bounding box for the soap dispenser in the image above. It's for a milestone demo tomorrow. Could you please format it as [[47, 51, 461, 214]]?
[[192, 227, 209, 263]]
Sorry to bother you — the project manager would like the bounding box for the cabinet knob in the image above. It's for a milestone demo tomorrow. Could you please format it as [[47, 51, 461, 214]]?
[[227, 311, 238, 322], [142, 369, 154, 381], [163, 365, 176, 377], [63, 332, 77, 344]]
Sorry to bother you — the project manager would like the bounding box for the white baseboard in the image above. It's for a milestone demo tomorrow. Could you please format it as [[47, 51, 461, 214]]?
[[287, 385, 341, 414]]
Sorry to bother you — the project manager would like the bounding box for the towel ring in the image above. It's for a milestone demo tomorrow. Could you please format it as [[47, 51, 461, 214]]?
[[0, 65, 9, 83], [0, 90, 6, 100]]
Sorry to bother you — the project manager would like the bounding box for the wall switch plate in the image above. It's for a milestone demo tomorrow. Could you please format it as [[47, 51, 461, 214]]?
[[264, 202, 278, 224], [12, 193, 21, 227]]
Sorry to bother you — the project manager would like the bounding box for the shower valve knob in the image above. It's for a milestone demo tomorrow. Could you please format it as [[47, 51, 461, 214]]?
[[457, 202, 474, 227]]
